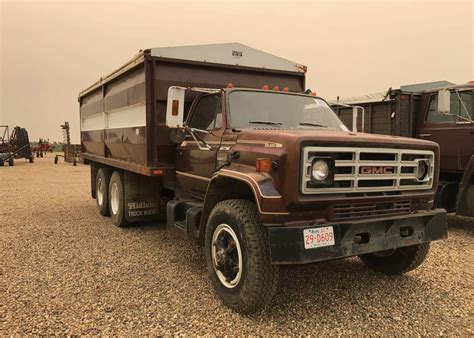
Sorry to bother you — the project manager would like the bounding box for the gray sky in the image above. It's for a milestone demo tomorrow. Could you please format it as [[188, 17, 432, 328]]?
[[1, 0, 473, 143]]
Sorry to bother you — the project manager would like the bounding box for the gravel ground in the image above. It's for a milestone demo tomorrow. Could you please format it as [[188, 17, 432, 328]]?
[[1, 155, 473, 335]]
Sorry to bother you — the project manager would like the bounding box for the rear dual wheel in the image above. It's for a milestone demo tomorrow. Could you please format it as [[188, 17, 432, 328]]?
[[109, 171, 127, 227], [96, 168, 110, 216]]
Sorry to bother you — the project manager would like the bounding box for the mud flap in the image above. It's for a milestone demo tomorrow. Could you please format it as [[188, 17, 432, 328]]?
[[124, 171, 161, 223]]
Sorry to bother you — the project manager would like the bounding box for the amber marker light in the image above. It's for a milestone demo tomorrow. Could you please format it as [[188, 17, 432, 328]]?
[[172, 100, 179, 116], [256, 158, 272, 173]]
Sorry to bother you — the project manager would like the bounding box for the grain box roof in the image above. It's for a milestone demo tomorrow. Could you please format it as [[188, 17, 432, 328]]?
[[148, 43, 306, 73], [79, 43, 306, 98]]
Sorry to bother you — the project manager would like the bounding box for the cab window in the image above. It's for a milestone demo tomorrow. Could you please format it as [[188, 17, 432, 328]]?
[[426, 94, 454, 123], [452, 91, 472, 121], [188, 95, 223, 130], [426, 91, 473, 123]]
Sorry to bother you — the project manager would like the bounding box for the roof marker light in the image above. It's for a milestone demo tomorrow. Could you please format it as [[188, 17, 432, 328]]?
[[272, 85, 280, 91], [226, 82, 234, 88], [262, 84, 269, 90], [282, 87, 289, 92]]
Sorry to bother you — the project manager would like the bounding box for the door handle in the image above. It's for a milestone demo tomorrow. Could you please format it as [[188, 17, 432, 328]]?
[[418, 133, 431, 137]]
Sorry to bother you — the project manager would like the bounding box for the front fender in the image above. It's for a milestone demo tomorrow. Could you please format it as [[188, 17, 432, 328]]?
[[197, 164, 289, 244]]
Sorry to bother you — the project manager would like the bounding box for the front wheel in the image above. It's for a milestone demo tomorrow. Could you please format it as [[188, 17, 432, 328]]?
[[205, 199, 279, 313], [359, 243, 430, 275]]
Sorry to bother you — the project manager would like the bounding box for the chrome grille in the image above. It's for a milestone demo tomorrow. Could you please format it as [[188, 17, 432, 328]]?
[[301, 147, 434, 194]]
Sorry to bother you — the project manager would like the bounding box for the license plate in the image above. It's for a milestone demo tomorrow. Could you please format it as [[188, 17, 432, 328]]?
[[303, 226, 335, 249]]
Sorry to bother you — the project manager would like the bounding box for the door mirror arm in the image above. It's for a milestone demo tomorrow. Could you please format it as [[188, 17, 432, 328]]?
[[185, 125, 212, 151]]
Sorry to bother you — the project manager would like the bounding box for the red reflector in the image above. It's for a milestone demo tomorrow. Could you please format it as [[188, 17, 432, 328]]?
[[172, 100, 179, 116], [256, 158, 272, 172], [153, 169, 164, 175]]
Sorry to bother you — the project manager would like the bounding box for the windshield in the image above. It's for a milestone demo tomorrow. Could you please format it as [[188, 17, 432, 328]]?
[[228, 91, 348, 131]]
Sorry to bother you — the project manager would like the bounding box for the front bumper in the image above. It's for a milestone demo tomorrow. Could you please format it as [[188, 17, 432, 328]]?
[[268, 209, 447, 264]]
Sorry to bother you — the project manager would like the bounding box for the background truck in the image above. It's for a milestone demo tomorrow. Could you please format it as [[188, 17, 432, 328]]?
[[331, 81, 474, 216], [79, 43, 447, 313]]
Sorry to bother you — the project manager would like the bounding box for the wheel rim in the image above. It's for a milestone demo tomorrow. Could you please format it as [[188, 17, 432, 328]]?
[[97, 177, 104, 206], [211, 223, 243, 288], [110, 182, 119, 215]]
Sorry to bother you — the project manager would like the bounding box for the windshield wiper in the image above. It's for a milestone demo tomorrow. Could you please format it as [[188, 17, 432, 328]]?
[[249, 120, 282, 126], [299, 122, 327, 128]]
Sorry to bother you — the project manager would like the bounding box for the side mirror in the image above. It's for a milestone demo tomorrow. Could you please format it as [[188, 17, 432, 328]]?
[[165, 86, 186, 127], [437, 89, 451, 115]]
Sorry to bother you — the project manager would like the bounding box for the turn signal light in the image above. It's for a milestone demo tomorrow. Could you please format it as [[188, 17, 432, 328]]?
[[256, 158, 272, 172]]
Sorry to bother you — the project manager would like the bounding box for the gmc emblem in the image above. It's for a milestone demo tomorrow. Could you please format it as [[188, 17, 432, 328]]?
[[360, 166, 394, 174]]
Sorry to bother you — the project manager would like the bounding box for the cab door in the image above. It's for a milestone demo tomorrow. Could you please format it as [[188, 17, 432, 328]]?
[[175, 93, 225, 199], [417, 90, 474, 173]]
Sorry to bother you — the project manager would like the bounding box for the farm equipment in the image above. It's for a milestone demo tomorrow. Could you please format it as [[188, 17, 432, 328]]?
[[31, 138, 54, 158], [54, 122, 81, 166], [0, 125, 34, 166]]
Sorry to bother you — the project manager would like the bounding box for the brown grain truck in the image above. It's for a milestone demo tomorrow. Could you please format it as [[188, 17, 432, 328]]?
[[79, 43, 447, 313], [332, 81, 474, 217]]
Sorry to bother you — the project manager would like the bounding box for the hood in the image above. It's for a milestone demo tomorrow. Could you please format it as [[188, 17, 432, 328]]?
[[236, 128, 438, 150]]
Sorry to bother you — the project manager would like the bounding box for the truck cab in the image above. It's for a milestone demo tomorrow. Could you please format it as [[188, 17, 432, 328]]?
[[332, 81, 474, 217]]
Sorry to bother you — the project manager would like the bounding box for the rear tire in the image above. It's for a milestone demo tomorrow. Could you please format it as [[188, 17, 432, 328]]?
[[359, 243, 430, 275], [8, 157, 14, 166], [109, 171, 128, 227], [205, 199, 279, 313], [96, 168, 111, 216]]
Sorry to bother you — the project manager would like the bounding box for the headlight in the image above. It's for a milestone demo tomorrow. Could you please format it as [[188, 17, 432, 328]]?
[[312, 159, 330, 181], [417, 160, 428, 180]]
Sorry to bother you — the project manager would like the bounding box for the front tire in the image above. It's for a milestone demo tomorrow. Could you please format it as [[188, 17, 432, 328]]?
[[205, 199, 279, 313], [96, 168, 110, 216], [8, 157, 14, 166], [359, 243, 430, 275], [108, 171, 128, 227]]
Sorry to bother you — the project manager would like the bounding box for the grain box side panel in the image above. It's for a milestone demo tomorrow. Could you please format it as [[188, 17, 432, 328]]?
[[80, 87, 105, 156], [102, 65, 147, 164]]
